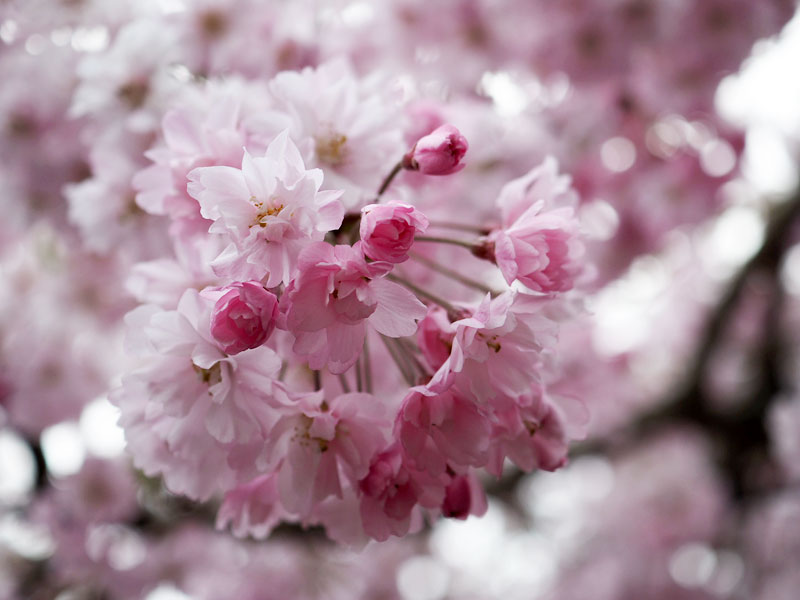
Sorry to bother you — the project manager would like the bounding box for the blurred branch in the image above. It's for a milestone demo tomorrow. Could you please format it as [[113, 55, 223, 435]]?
[[585, 189, 800, 494], [643, 192, 800, 425], [490, 189, 800, 502]]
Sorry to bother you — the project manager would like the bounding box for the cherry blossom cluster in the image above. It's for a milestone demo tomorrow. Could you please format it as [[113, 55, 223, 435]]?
[[2, 0, 799, 597], [109, 60, 589, 543]]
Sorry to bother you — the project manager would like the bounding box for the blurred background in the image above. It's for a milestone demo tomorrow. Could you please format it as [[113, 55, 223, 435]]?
[[1, 1, 800, 598]]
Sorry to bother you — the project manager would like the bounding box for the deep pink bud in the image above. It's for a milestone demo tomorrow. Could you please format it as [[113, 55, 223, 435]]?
[[402, 124, 468, 175], [359, 202, 429, 263], [210, 281, 279, 354], [441, 475, 472, 519]]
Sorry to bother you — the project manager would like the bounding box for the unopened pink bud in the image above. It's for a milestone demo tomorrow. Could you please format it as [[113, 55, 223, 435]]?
[[360, 202, 429, 263], [402, 124, 468, 176], [441, 475, 472, 519], [210, 282, 279, 354]]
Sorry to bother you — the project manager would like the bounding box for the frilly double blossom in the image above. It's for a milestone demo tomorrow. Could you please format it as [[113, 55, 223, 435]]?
[[281, 242, 426, 373], [110, 289, 287, 501], [486, 158, 585, 293], [188, 130, 344, 287]]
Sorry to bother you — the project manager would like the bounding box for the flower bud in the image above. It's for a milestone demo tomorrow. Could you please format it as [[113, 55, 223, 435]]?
[[359, 202, 429, 263], [210, 282, 279, 354], [441, 475, 472, 519], [402, 124, 468, 176]]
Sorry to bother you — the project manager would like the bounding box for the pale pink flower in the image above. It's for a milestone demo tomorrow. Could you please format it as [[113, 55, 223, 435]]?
[[207, 281, 279, 354], [110, 289, 287, 500], [396, 385, 491, 475], [416, 307, 455, 373], [359, 202, 429, 263], [65, 144, 163, 255], [489, 207, 583, 293], [282, 242, 426, 374], [216, 473, 287, 539], [402, 124, 469, 175], [358, 443, 439, 541], [187, 130, 344, 286], [486, 389, 588, 477], [496, 157, 577, 226], [38, 458, 139, 525], [134, 94, 248, 221], [426, 292, 558, 402], [264, 392, 389, 517], [70, 19, 180, 131], [487, 157, 584, 293], [268, 59, 406, 210]]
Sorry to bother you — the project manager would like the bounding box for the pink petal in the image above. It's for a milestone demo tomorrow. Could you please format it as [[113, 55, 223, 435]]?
[[368, 279, 427, 338]]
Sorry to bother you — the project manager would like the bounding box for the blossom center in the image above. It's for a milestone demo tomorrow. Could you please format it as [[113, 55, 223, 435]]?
[[193, 362, 222, 386], [315, 132, 348, 166], [251, 196, 285, 228]]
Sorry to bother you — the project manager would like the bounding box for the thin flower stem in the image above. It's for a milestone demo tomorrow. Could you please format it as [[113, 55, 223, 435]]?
[[388, 337, 421, 382], [379, 334, 415, 386], [414, 235, 477, 251], [376, 161, 403, 198], [313, 370, 321, 391], [338, 373, 351, 394], [409, 251, 500, 297], [394, 337, 430, 376], [396, 336, 422, 354], [428, 220, 491, 235], [386, 273, 460, 316], [388, 336, 414, 372], [355, 356, 363, 393], [363, 334, 373, 394]]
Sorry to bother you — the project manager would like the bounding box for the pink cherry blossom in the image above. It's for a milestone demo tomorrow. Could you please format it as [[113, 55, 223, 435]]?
[[268, 59, 406, 210], [402, 124, 469, 175], [263, 392, 389, 517], [489, 207, 583, 293], [426, 292, 558, 402], [216, 473, 287, 539], [359, 202, 429, 263], [486, 157, 585, 293], [396, 385, 491, 475], [441, 472, 487, 520], [485, 389, 586, 477], [134, 94, 245, 218], [110, 289, 288, 500], [207, 281, 279, 354], [358, 443, 440, 541], [282, 242, 426, 374], [187, 130, 344, 286]]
